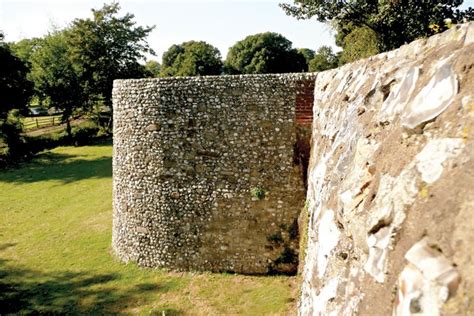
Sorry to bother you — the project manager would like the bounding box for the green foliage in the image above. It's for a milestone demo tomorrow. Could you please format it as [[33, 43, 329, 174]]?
[[160, 41, 223, 77], [29, 31, 83, 138], [71, 121, 101, 146], [297, 48, 315, 65], [9, 38, 41, 73], [0, 35, 34, 119], [13, 3, 154, 135], [339, 26, 380, 64], [224, 32, 307, 74], [2, 120, 102, 165], [144, 60, 161, 77], [372, 1, 473, 51], [0, 110, 24, 158], [308, 46, 338, 72], [281, 0, 474, 52], [67, 2, 154, 108], [250, 187, 266, 200], [0, 33, 33, 157]]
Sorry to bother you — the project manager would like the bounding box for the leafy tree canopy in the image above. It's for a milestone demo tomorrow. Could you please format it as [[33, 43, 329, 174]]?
[[281, 0, 474, 52], [67, 2, 154, 107], [29, 31, 84, 137], [308, 46, 338, 72], [224, 32, 307, 74], [10, 38, 41, 67], [0, 33, 33, 119], [160, 41, 223, 77], [144, 60, 161, 77], [298, 48, 315, 64]]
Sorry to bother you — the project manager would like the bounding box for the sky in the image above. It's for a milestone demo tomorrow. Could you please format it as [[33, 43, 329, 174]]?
[[0, 0, 337, 60], [1, 0, 473, 61]]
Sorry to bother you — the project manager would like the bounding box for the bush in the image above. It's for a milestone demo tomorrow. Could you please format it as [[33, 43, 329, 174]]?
[[0, 110, 25, 158], [72, 122, 100, 146], [0, 118, 105, 169], [340, 26, 380, 64], [308, 46, 339, 72]]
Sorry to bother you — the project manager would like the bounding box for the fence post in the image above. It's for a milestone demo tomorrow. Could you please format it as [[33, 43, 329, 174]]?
[[36, 118, 39, 128]]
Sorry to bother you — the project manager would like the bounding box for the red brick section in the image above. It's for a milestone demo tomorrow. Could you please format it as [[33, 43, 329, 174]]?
[[295, 80, 315, 126]]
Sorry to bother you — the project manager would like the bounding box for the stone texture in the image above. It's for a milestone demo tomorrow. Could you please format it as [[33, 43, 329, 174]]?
[[111, 22, 474, 314], [112, 73, 315, 274], [300, 23, 474, 315]]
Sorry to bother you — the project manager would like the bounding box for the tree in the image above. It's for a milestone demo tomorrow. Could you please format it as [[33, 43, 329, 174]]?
[[280, 0, 474, 52], [29, 31, 83, 139], [10, 38, 41, 67], [338, 26, 379, 64], [67, 3, 154, 111], [0, 33, 33, 156], [144, 60, 161, 77], [224, 32, 307, 74], [160, 41, 223, 77], [309, 46, 338, 71], [298, 48, 315, 65], [0, 35, 33, 119], [10, 38, 45, 106]]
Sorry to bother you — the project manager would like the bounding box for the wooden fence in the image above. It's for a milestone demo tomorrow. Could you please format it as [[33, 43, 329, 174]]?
[[23, 116, 62, 130]]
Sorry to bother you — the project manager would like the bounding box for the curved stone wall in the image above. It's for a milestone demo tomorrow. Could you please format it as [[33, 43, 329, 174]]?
[[112, 73, 315, 274], [112, 23, 474, 314]]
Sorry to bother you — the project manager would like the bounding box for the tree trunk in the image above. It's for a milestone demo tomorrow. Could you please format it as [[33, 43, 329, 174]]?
[[66, 117, 72, 142]]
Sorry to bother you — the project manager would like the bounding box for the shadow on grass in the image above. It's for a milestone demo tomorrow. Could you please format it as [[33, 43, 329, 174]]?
[[0, 243, 183, 315], [0, 150, 112, 184]]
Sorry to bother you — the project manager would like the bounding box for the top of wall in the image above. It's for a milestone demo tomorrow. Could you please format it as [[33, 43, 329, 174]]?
[[113, 72, 317, 86]]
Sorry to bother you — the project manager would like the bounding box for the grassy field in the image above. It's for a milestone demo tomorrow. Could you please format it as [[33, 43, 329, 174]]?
[[0, 141, 297, 315]]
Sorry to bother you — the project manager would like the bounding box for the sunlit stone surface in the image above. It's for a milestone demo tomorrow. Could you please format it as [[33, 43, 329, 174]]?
[[300, 23, 474, 315]]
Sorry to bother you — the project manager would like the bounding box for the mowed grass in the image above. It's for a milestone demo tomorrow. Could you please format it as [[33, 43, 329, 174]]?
[[0, 142, 296, 315]]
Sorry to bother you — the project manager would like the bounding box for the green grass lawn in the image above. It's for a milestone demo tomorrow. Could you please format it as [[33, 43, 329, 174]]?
[[0, 141, 296, 315]]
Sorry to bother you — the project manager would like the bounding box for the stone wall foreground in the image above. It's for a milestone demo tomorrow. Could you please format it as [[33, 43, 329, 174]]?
[[300, 23, 474, 315], [112, 73, 315, 274]]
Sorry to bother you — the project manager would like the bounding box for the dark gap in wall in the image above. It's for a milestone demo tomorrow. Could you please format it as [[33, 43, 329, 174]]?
[[293, 79, 315, 276], [294, 79, 315, 191], [294, 126, 311, 192]]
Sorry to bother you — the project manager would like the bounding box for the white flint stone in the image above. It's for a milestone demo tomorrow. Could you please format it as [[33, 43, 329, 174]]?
[[311, 277, 340, 316], [415, 138, 464, 184], [405, 237, 457, 282], [465, 22, 474, 45], [317, 209, 341, 278], [401, 62, 458, 129], [379, 67, 420, 123], [364, 226, 392, 283], [364, 169, 418, 282], [394, 237, 460, 316]]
